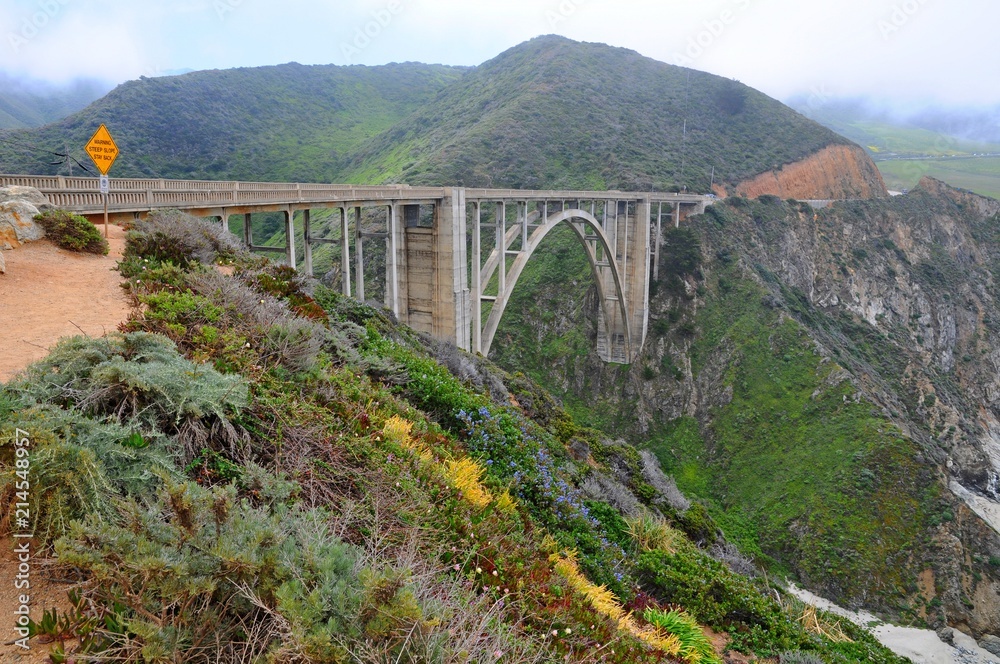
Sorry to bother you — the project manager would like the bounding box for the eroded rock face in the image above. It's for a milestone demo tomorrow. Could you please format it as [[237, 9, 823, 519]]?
[[727, 144, 888, 200], [0, 186, 50, 247], [980, 634, 1000, 657]]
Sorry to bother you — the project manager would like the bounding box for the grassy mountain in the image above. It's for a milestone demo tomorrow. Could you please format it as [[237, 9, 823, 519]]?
[[0, 62, 467, 180], [489, 179, 1000, 637], [1, 36, 855, 196], [344, 35, 853, 192], [0, 211, 905, 663], [0, 75, 111, 130]]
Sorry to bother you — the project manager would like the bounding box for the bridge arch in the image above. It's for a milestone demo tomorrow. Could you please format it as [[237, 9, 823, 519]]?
[[476, 207, 632, 361]]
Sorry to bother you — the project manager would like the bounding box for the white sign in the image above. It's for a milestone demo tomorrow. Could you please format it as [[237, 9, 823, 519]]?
[[99, 175, 109, 195]]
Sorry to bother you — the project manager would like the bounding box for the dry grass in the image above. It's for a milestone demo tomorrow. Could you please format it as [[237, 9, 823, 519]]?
[[798, 605, 853, 643], [626, 511, 687, 554], [551, 551, 681, 656], [444, 457, 493, 510]]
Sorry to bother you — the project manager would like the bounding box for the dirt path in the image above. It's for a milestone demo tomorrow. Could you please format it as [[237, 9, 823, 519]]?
[[0, 225, 130, 383]]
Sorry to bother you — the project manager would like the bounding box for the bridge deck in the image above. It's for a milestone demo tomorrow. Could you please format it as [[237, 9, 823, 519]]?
[[0, 175, 710, 217]]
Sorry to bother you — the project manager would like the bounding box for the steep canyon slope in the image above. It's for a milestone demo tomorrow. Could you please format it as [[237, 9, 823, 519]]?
[[491, 178, 1000, 637]]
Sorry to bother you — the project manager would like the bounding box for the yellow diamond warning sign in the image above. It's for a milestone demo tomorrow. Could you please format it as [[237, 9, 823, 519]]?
[[85, 124, 119, 175]]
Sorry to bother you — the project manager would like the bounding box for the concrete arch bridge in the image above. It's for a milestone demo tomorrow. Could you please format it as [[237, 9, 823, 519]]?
[[1, 175, 710, 364]]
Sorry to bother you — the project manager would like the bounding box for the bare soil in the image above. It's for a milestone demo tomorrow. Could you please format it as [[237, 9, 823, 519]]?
[[0, 224, 130, 383], [0, 539, 78, 663]]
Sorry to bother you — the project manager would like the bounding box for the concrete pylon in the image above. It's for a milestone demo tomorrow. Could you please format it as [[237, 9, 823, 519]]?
[[395, 188, 470, 351], [595, 199, 650, 363]]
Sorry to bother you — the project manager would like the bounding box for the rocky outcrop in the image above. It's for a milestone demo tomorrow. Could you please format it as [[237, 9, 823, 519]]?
[[0, 185, 50, 248], [726, 144, 888, 200]]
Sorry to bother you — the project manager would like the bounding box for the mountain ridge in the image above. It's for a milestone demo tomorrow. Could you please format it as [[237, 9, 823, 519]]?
[[1, 35, 882, 201]]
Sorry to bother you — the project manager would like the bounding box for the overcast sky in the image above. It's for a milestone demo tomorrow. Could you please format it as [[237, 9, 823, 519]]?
[[2, 0, 997, 108]]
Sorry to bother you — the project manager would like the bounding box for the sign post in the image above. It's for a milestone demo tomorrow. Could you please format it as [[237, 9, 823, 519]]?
[[85, 124, 119, 237]]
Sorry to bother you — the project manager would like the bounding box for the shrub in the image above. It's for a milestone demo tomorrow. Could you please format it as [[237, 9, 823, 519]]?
[[635, 549, 802, 653], [627, 511, 688, 554], [263, 316, 328, 374], [0, 407, 176, 547], [779, 652, 825, 664], [34, 209, 108, 255], [125, 209, 242, 267], [11, 332, 249, 463], [552, 551, 681, 655], [56, 480, 364, 662]]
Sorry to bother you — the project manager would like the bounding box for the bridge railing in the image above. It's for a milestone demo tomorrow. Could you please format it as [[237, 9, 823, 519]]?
[[2, 175, 711, 215]]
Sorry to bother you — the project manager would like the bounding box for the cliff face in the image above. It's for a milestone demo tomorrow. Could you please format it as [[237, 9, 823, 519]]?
[[721, 144, 888, 200], [489, 178, 1000, 636]]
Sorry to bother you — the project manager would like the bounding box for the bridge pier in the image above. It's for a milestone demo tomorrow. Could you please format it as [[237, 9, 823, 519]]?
[[284, 209, 296, 269], [354, 206, 365, 302], [390, 189, 469, 350], [339, 207, 351, 296], [302, 209, 312, 276], [243, 213, 253, 247]]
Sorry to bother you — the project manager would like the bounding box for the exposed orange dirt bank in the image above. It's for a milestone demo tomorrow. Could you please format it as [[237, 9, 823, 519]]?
[[719, 144, 888, 200]]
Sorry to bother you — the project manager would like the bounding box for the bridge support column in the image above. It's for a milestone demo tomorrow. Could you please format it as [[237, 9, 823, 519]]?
[[596, 199, 650, 364], [284, 209, 296, 270], [302, 209, 313, 277], [354, 206, 365, 302], [471, 202, 482, 354], [443, 189, 470, 351], [243, 213, 253, 248], [398, 189, 469, 351], [654, 202, 663, 280], [339, 207, 351, 297], [385, 204, 402, 318]]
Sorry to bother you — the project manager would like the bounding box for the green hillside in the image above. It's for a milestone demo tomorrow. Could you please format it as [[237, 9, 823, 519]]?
[[0, 62, 467, 181], [0, 76, 110, 130], [878, 157, 1000, 199], [344, 35, 851, 192], [1, 36, 850, 195], [0, 211, 905, 662]]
